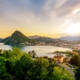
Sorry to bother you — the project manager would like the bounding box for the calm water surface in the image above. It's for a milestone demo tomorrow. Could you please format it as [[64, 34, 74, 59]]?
[[22, 46, 72, 57], [0, 43, 12, 50], [0, 43, 71, 57]]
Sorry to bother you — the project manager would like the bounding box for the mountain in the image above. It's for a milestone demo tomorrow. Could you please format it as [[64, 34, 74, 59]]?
[[60, 36, 80, 41], [29, 35, 41, 39], [29, 36, 56, 43], [29, 35, 71, 46], [1, 31, 76, 48], [2, 31, 34, 46]]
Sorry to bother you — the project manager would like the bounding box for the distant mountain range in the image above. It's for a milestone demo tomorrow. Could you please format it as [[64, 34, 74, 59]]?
[[29, 36, 56, 43], [29, 35, 72, 47], [60, 36, 80, 41], [0, 30, 80, 47], [0, 31, 67, 46]]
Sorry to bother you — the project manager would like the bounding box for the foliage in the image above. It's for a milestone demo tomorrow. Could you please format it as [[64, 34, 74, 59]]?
[[28, 50, 37, 58], [0, 56, 13, 80], [70, 55, 80, 66], [75, 67, 80, 80], [25, 58, 49, 80], [53, 67, 74, 80], [0, 48, 74, 80]]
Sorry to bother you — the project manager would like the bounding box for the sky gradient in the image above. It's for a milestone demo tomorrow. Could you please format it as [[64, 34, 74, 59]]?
[[0, 0, 80, 38]]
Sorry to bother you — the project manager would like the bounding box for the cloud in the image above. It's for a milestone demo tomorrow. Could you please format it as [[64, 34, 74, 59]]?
[[56, 0, 80, 17], [0, 0, 80, 37], [1, 0, 80, 19]]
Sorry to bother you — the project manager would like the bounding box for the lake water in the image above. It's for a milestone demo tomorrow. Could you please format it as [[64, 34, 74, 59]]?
[[0, 43, 71, 58], [0, 43, 12, 50], [22, 46, 71, 58]]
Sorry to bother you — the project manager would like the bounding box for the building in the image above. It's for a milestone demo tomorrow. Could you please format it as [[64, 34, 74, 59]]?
[[54, 55, 64, 63]]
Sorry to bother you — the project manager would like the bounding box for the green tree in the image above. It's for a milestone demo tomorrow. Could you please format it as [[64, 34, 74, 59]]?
[[70, 55, 80, 66], [0, 56, 13, 80], [53, 67, 74, 80], [3, 47, 22, 61], [46, 58, 55, 80], [14, 54, 32, 80], [0, 47, 75, 80], [75, 67, 80, 80], [25, 58, 49, 80]]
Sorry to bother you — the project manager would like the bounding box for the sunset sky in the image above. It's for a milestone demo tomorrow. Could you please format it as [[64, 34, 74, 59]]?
[[0, 0, 80, 38]]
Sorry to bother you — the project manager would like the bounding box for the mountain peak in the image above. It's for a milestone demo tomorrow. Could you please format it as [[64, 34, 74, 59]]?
[[12, 30, 24, 36], [13, 30, 21, 33], [2, 30, 33, 46]]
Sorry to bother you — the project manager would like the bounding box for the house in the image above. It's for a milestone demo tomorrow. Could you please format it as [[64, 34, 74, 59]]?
[[54, 55, 64, 63]]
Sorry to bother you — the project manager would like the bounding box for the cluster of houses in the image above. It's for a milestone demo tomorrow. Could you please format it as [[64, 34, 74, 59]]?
[[54, 55, 64, 63], [43, 55, 64, 63], [28, 50, 68, 63]]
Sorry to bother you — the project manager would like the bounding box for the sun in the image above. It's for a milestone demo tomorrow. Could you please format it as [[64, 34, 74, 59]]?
[[73, 8, 80, 15], [65, 23, 80, 36]]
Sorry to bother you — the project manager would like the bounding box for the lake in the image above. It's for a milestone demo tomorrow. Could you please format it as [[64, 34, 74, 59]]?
[[0, 43, 12, 50], [22, 46, 71, 58], [0, 43, 71, 58]]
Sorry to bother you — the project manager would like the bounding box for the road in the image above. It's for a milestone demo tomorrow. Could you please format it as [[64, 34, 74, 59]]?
[[58, 63, 75, 78]]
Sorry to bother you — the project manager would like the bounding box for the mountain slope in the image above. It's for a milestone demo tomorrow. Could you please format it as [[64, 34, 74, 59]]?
[[29, 35, 71, 46], [2, 31, 34, 46], [29, 36, 55, 43]]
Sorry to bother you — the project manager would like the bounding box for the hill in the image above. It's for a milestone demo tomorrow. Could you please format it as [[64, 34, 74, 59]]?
[[2, 31, 34, 46], [29, 35, 72, 47], [29, 36, 55, 43]]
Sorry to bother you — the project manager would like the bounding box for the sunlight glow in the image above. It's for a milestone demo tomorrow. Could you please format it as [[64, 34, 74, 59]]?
[[73, 8, 80, 14], [65, 23, 80, 36]]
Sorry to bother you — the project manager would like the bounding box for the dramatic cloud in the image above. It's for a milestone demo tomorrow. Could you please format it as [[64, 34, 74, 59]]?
[[0, 0, 80, 38]]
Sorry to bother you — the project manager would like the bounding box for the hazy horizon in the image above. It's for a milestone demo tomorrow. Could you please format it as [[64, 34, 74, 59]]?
[[0, 0, 80, 38]]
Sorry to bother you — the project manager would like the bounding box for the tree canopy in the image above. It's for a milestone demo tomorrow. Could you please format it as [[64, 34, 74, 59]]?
[[0, 48, 74, 80]]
